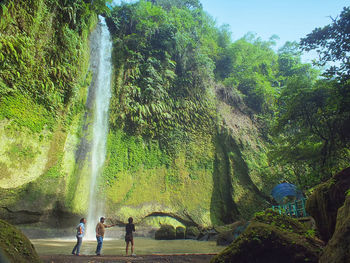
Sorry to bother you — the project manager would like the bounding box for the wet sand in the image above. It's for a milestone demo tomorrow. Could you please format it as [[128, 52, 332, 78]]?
[[33, 238, 222, 262], [32, 238, 222, 255], [40, 254, 216, 262]]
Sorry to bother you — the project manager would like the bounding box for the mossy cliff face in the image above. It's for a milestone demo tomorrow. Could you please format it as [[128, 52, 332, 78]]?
[[0, 0, 275, 229], [216, 101, 275, 220], [0, 219, 40, 263], [306, 167, 350, 242], [0, 0, 97, 226], [98, 70, 274, 227], [102, 129, 216, 226]]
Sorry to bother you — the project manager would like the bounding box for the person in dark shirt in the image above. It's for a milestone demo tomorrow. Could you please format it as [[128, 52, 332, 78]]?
[[125, 217, 135, 256]]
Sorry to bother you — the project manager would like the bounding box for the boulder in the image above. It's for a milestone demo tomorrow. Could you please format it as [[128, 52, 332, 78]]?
[[185, 226, 200, 239], [211, 210, 323, 263], [215, 221, 247, 246], [0, 219, 40, 263], [306, 167, 350, 242], [197, 228, 218, 241], [175, 226, 185, 239], [216, 230, 234, 246], [320, 195, 350, 263], [155, 225, 176, 240]]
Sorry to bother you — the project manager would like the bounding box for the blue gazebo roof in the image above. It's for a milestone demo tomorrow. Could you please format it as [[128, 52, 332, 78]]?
[[271, 183, 303, 204]]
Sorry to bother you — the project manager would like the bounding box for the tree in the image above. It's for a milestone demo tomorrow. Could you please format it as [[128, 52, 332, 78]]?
[[300, 5, 350, 154], [148, 0, 202, 10], [215, 34, 279, 114], [269, 7, 350, 187], [300, 6, 350, 80], [274, 76, 348, 182]]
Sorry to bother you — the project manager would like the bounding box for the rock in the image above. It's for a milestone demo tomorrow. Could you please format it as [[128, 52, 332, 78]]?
[[216, 231, 234, 246], [215, 221, 247, 246], [185, 226, 200, 239], [0, 219, 40, 262], [198, 233, 209, 241], [320, 195, 350, 263], [197, 228, 218, 241], [211, 210, 323, 263], [306, 167, 350, 242], [175, 226, 185, 239], [207, 229, 218, 241], [155, 225, 176, 240]]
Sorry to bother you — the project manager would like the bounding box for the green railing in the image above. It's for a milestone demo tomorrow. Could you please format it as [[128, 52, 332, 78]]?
[[272, 198, 308, 218]]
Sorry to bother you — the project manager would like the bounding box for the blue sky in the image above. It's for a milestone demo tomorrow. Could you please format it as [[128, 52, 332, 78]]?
[[200, 0, 348, 47]]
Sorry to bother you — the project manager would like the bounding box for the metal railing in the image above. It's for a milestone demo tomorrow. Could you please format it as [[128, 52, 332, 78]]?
[[272, 198, 308, 218]]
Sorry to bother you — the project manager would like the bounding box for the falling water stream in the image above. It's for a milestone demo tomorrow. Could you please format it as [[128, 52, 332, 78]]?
[[86, 16, 112, 240]]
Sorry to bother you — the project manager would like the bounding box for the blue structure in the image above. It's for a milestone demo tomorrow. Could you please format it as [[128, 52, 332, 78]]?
[[271, 183, 308, 218], [271, 183, 303, 204]]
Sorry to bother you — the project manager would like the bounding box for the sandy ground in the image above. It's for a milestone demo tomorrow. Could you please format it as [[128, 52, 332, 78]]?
[[40, 253, 216, 263]]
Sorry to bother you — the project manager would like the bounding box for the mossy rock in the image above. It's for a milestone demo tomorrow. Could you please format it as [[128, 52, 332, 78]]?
[[155, 225, 176, 240], [211, 210, 323, 263], [185, 226, 200, 239], [176, 226, 185, 239], [253, 209, 308, 235], [0, 219, 40, 263], [320, 195, 350, 263], [306, 167, 350, 242], [211, 221, 322, 263]]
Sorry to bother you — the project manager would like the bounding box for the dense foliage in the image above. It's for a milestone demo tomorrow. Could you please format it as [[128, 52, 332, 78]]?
[[0, 0, 110, 130], [108, 0, 216, 145], [106, 1, 350, 190], [271, 7, 350, 187]]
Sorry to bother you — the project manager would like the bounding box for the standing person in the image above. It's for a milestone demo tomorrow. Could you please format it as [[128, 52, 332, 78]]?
[[95, 217, 115, 256], [72, 218, 86, 256], [125, 217, 136, 256]]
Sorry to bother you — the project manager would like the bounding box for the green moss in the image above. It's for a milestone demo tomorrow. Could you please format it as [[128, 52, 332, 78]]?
[[0, 162, 10, 180], [211, 220, 322, 263], [253, 209, 308, 235], [141, 216, 185, 228], [6, 142, 39, 169], [0, 219, 40, 263], [0, 93, 54, 133], [103, 130, 169, 182]]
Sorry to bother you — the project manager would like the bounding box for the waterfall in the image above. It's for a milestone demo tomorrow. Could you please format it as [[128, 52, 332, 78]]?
[[86, 16, 112, 240]]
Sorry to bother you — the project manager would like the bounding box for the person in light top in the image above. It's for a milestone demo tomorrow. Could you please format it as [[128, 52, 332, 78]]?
[[71, 218, 86, 256]]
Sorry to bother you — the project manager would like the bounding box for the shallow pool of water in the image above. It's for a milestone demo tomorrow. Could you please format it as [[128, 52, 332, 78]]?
[[31, 237, 224, 256]]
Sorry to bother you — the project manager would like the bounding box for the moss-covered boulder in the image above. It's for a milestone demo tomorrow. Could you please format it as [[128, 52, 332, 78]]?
[[319, 195, 350, 263], [0, 219, 40, 263], [185, 226, 200, 239], [155, 225, 176, 240], [211, 210, 323, 263], [306, 167, 350, 242], [176, 226, 185, 239]]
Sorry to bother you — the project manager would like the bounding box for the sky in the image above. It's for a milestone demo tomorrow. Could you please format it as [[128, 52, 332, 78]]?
[[199, 0, 348, 49], [112, 0, 349, 61]]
